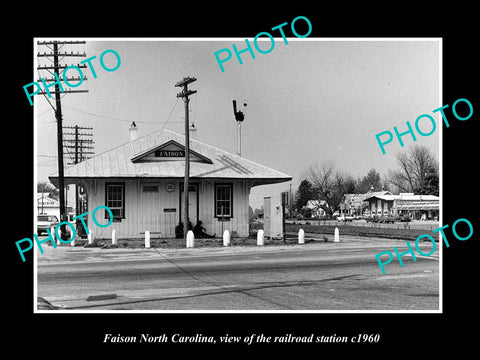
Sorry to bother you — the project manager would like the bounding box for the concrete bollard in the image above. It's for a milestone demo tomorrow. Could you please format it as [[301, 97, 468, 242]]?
[[298, 229, 305, 244], [88, 233, 93, 245], [112, 229, 117, 245], [223, 230, 230, 246], [257, 229, 264, 246], [145, 230, 150, 249], [186, 230, 195, 248], [68, 226, 75, 247], [334, 227, 340, 242]]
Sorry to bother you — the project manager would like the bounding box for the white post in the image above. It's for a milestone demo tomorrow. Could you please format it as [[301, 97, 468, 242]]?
[[298, 229, 305, 244], [223, 230, 230, 246], [88, 233, 93, 245], [334, 227, 340, 242], [112, 229, 117, 245], [68, 226, 75, 247], [145, 230, 150, 249], [257, 229, 264, 246], [186, 230, 195, 248]]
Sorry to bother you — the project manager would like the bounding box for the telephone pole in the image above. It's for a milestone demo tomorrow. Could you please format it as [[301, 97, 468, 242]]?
[[63, 125, 94, 214], [175, 76, 197, 241], [37, 40, 88, 239]]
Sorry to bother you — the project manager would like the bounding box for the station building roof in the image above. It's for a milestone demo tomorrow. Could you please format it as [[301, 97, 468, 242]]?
[[50, 129, 292, 187]]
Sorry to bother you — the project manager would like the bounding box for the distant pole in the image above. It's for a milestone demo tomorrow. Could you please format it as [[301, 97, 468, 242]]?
[[74, 125, 79, 216], [237, 121, 241, 156], [63, 125, 94, 215], [221, 205, 224, 238], [289, 183, 292, 209], [175, 77, 197, 242], [282, 192, 286, 244]]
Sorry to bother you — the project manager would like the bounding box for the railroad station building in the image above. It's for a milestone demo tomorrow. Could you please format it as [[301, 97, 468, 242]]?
[[49, 126, 292, 240]]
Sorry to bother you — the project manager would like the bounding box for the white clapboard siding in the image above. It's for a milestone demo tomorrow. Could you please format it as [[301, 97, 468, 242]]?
[[199, 180, 250, 237], [84, 179, 251, 239]]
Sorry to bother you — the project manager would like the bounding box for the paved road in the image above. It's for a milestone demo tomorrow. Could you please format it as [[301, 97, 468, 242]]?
[[36, 238, 440, 311]]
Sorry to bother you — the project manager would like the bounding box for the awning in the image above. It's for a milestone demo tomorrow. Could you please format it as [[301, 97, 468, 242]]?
[[395, 202, 439, 211]]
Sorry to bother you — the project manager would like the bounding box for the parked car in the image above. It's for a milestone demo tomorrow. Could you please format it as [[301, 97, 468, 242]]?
[[366, 215, 396, 223], [395, 215, 411, 222], [337, 215, 354, 221], [37, 214, 59, 235]]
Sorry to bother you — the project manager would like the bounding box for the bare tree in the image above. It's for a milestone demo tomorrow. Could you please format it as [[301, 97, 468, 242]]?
[[303, 161, 355, 214], [388, 145, 439, 195], [37, 181, 58, 198]]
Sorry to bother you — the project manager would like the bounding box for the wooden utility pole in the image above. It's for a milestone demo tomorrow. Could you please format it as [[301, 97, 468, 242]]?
[[63, 125, 95, 165], [37, 40, 88, 239], [53, 44, 66, 237], [175, 77, 197, 241], [63, 125, 94, 214], [281, 191, 287, 244]]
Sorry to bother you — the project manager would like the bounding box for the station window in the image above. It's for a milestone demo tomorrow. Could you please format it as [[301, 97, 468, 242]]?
[[105, 182, 125, 219], [215, 183, 233, 218]]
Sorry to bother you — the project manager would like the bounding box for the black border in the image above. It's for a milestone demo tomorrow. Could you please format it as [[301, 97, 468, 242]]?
[[8, 4, 479, 355]]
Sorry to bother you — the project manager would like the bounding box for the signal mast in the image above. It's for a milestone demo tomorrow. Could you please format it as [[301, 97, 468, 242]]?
[[232, 100, 247, 156]]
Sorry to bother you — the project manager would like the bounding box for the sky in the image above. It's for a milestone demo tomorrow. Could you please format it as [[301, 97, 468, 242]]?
[[35, 38, 441, 209]]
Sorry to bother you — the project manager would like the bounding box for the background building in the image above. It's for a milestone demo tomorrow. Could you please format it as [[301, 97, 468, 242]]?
[[37, 193, 74, 220], [363, 192, 439, 220]]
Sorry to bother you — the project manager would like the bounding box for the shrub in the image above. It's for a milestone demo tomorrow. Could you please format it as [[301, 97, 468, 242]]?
[[84, 241, 104, 248]]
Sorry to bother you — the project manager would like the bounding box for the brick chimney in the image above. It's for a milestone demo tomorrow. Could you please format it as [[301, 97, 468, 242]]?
[[189, 122, 197, 140], [129, 121, 138, 141]]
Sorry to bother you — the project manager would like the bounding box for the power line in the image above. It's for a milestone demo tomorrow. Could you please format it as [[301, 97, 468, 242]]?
[[64, 106, 183, 124], [38, 107, 54, 117], [153, 97, 180, 145], [38, 161, 58, 166]]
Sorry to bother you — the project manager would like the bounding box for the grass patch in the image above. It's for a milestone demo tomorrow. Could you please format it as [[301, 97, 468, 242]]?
[[285, 223, 439, 242]]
